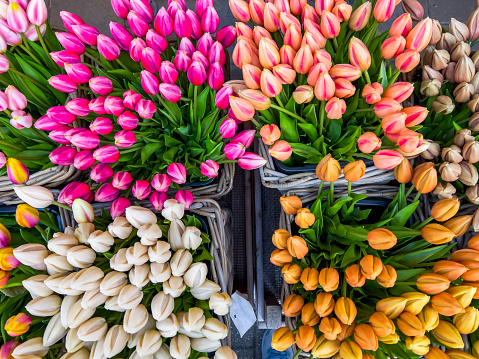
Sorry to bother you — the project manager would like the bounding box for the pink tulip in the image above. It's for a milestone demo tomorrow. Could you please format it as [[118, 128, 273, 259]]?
[[64, 63, 92, 84], [186, 9, 203, 40], [48, 74, 78, 93], [201, 6, 219, 33], [0, 91, 7, 112], [135, 99, 156, 119], [71, 24, 99, 46], [152, 173, 171, 192], [114, 130, 136, 148], [55, 32, 85, 55], [48, 126, 71, 144], [197, 0, 214, 18], [175, 190, 193, 209], [174, 50, 192, 72], [140, 70, 160, 96], [192, 51, 209, 69], [174, 9, 192, 38], [26, 0, 47, 26], [154, 7, 173, 37], [373, 149, 404, 170], [216, 25, 237, 48], [70, 130, 101, 150], [158, 61, 178, 85], [46, 106, 76, 124], [95, 183, 120, 202], [65, 98, 90, 117], [129, 37, 146, 62], [111, 197, 131, 218], [159, 83, 181, 103], [89, 76, 113, 96], [89, 164, 113, 183], [208, 63, 225, 91], [168, 1, 181, 19], [104, 96, 125, 116], [89, 97, 107, 115], [108, 172, 130, 192], [0, 152, 5, 170], [141, 47, 162, 73], [0, 247, 21, 269], [238, 152, 267, 170], [132, 179, 151, 200], [97, 34, 120, 61], [146, 29, 167, 54], [201, 159, 220, 178], [150, 191, 168, 211], [58, 182, 94, 206], [117, 111, 139, 130], [167, 163, 187, 184], [111, 0, 131, 20], [224, 141, 246, 160], [34, 115, 62, 131], [88, 118, 111, 136], [25, 25, 47, 41], [187, 61, 207, 86], [7, 2, 28, 33], [0, 341, 19, 359], [74, 150, 95, 170], [179, 37, 195, 57], [59, 11, 84, 32], [215, 87, 233, 110], [5, 86, 26, 111], [197, 32, 214, 57], [209, 42, 226, 66], [110, 22, 134, 51], [130, 0, 154, 23], [0, 20, 21, 45], [219, 118, 237, 139], [128, 10, 149, 37], [232, 130, 255, 149], [123, 90, 142, 110], [10, 110, 32, 129], [0, 55, 7, 74], [64, 128, 86, 142]]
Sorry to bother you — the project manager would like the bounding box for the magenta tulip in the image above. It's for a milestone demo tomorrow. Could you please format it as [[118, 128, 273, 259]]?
[[27, 0, 48, 26], [216, 25, 237, 48], [48, 74, 78, 93], [111, 197, 131, 218], [65, 63, 92, 84], [89, 76, 113, 96], [174, 50, 192, 72], [65, 127, 86, 142], [132, 179, 151, 200], [151, 173, 171, 192], [215, 87, 233, 109], [207, 62, 225, 90], [159, 61, 178, 84], [104, 96, 125, 116], [192, 51, 209, 69], [197, 32, 214, 57], [167, 163, 187, 184], [111, 0, 131, 20], [135, 99, 156, 119], [35, 115, 63, 131], [146, 29, 167, 54], [0, 91, 7, 111], [228, 108, 242, 124], [159, 83, 181, 103], [154, 7, 173, 37], [89, 97, 108, 115], [71, 130, 101, 150], [46, 106, 76, 125], [97, 34, 120, 61], [95, 183, 120, 202], [150, 191, 168, 211], [0, 152, 5, 170], [129, 37, 146, 62], [168, 0, 186, 17], [187, 61, 207, 86], [91, 163, 114, 183], [209, 42, 226, 65], [117, 111, 139, 130], [141, 47, 162, 73], [233, 130, 256, 149], [7, 2, 28, 33], [174, 10, 192, 38], [186, 9, 203, 40], [196, 0, 214, 19], [175, 190, 193, 209], [238, 153, 267, 170], [127, 10, 149, 37], [71, 24, 99, 46], [58, 182, 94, 206], [110, 22, 134, 51], [0, 20, 21, 46], [179, 37, 195, 57], [201, 159, 220, 178], [74, 150, 95, 170], [59, 11, 84, 32], [224, 141, 246, 160], [114, 130, 136, 148], [65, 98, 90, 117], [201, 6, 219, 33], [112, 171, 133, 190], [130, 0, 154, 23], [55, 32, 85, 54], [0, 54, 9, 73], [48, 126, 72, 144], [90, 117, 113, 135], [219, 118, 237, 138], [123, 90, 142, 110], [10, 110, 32, 130], [5, 86, 27, 111]]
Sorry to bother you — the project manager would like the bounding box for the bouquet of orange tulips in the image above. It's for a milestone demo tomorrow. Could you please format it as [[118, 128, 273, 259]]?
[[270, 155, 479, 358], [225, 0, 433, 171]]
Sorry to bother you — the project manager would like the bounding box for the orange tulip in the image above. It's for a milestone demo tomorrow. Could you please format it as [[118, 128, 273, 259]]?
[[332, 1, 352, 21], [237, 22, 254, 39], [373, 0, 395, 23], [395, 49, 420, 73], [316, 153, 341, 182], [315, 0, 334, 14], [314, 72, 336, 101], [406, 336, 431, 356], [313, 49, 332, 68], [395, 157, 413, 183], [334, 78, 356, 98], [270, 249, 292, 266], [345, 264, 366, 287], [273, 64, 296, 85], [376, 297, 407, 319], [422, 223, 456, 245], [453, 307, 479, 334], [460, 268, 479, 282], [271, 327, 295, 351], [302, 4, 320, 24], [283, 294, 304, 317], [238, 89, 271, 112], [417, 273, 450, 295], [302, 31, 325, 53], [431, 292, 465, 316], [325, 97, 346, 120], [249, 0, 265, 25], [290, 0, 307, 15], [242, 63, 262, 90], [334, 297, 357, 325], [279, 12, 301, 34], [406, 18, 433, 52], [283, 24, 302, 51], [367, 228, 397, 250], [272, 229, 290, 249], [447, 286, 477, 308], [362, 82, 383, 104], [337, 322, 355, 341], [319, 267, 339, 292], [287, 235, 308, 259], [258, 38, 280, 70], [314, 292, 335, 317], [261, 124, 281, 146], [468, 235, 479, 251], [339, 341, 363, 359], [450, 249, 479, 264], [369, 311, 395, 337], [360, 255, 383, 280], [261, 69, 283, 97], [264, 3, 280, 33], [279, 45, 296, 66], [373, 149, 404, 170], [269, 140, 293, 162], [384, 82, 415, 103], [431, 198, 460, 222], [404, 106, 429, 127], [432, 320, 464, 349], [292, 85, 315, 104], [293, 44, 314, 75], [307, 63, 328, 86], [418, 303, 440, 331], [426, 347, 452, 359], [282, 264, 302, 284], [390, 13, 413, 37], [318, 317, 342, 341], [295, 208, 315, 229], [229, 96, 255, 122], [349, 2, 372, 31], [296, 325, 317, 352], [311, 336, 341, 358], [433, 261, 467, 281], [374, 98, 402, 118], [397, 129, 424, 154], [321, 11, 340, 39], [349, 37, 371, 72], [233, 38, 257, 69], [280, 196, 302, 215], [354, 324, 378, 351], [329, 64, 362, 81], [444, 215, 473, 238], [446, 349, 477, 359], [397, 312, 426, 337], [229, 0, 251, 22], [301, 267, 320, 291], [252, 26, 271, 46], [412, 162, 438, 194], [358, 132, 381, 154], [302, 302, 320, 326], [377, 265, 397, 288], [382, 112, 407, 134], [381, 35, 406, 59]]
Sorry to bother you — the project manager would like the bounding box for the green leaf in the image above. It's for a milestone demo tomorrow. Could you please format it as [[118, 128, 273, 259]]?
[[196, 88, 209, 121], [298, 122, 319, 142], [379, 61, 389, 89], [141, 143, 162, 163], [341, 244, 360, 267], [290, 143, 321, 159], [390, 201, 418, 226], [279, 112, 300, 143]]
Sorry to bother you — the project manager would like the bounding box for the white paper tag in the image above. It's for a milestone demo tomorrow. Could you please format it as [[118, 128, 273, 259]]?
[[229, 291, 257, 337]]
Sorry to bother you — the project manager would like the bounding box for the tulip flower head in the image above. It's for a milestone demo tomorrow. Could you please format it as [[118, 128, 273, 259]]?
[[4, 314, 31, 337]]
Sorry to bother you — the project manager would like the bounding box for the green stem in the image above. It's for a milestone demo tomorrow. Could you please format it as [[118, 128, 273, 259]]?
[[405, 185, 415, 199], [19, 43, 43, 66], [292, 349, 303, 359], [388, 69, 402, 87], [395, 282, 417, 286], [318, 180, 324, 197], [270, 104, 307, 123], [276, 95, 284, 108], [35, 225, 47, 241], [355, 108, 374, 112], [413, 191, 421, 203], [194, 85, 198, 125], [342, 276, 347, 297], [35, 25, 57, 70], [0, 140, 22, 151], [83, 52, 105, 68], [348, 181, 352, 197], [319, 101, 326, 136], [330, 182, 334, 206], [52, 201, 71, 211], [363, 70, 372, 85], [202, 107, 221, 137], [333, 37, 339, 52], [180, 97, 191, 102], [9, 69, 51, 93], [361, 248, 368, 257], [414, 216, 433, 230], [115, 58, 130, 71], [156, 94, 179, 126]]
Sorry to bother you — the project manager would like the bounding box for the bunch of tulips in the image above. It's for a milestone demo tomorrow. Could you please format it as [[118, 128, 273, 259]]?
[[270, 154, 479, 359]]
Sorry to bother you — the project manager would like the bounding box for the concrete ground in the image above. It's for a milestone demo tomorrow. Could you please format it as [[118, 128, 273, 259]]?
[[46, 0, 478, 357]]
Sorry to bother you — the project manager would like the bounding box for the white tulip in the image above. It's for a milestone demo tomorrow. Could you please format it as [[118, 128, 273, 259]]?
[[74, 223, 95, 244], [137, 329, 163, 357], [60, 348, 90, 359], [67, 298, 95, 329], [117, 284, 144, 310], [128, 314, 156, 349], [44, 273, 67, 295], [202, 318, 228, 341], [169, 335, 190, 359], [183, 262, 207, 288], [108, 216, 133, 239], [156, 313, 179, 338], [88, 230, 114, 253], [138, 223, 162, 246], [149, 262, 171, 284], [48, 233, 78, 256], [89, 337, 106, 359], [129, 351, 150, 359], [110, 248, 133, 272], [181, 226, 203, 250], [12, 337, 48, 358], [59, 272, 84, 296], [170, 249, 192, 277], [103, 324, 130, 358], [66, 245, 96, 268], [64, 226, 75, 236], [65, 327, 85, 353], [214, 346, 237, 359], [125, 242, 149, 266], [104, 295, 126, 313], [183, 308, 205, 332], [61, 295, 80, 328], [44, 253, 74, 275], [100, 271, 128, 296], [22, 274, 53, 298], [148, 241, 171, 263], [163, 276, 186, 298], [177, 312, 204, 339], [77, 317, 108, 342], [123, 304, 149, 334], [71, 266, 104, 291], [81, 288, 108, 309], [190, 338, 221, 353], [13, 243, 49, 271], [209, 293, 232, 316], [129, 264, 150, 288], [151, 292, 174, 322], [43, 313, 68, 347], [72, 199, 95, 223], [126, 206, 157, 229], [26, 294, 61, 317], [154, 345, 172, 359], [14, 185, 53, 208], [162, 199, 185, 221], [168, 219, 185, 251], [190, 280, 221, 300]]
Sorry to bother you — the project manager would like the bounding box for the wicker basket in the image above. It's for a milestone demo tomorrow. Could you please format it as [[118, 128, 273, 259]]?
[[182, 162, 235, 199]]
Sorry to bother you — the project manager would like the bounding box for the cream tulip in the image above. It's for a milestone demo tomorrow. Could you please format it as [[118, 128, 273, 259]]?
[[149, 262, 172, 284], [72, 199, 95, 223], [59, 272, 84, 295], [14, 185, 54, 208], [168, 219, 186, 251], [126, 206, 158, 229], [88, 230, 114, 253], [81, 288, 109, 309], [156, 313, 180, 338], [214, 346, 238, 359], [60, 295, 80, 328], [209, 293, 232, 316], [67, 298, 96, 329], [66, 245, 96, 268], [22, 274, 53, 298], [108, 216, 133, 239], [26, 294, 61, 317], [190, 280, 221, 301], [64, 226, 75, 236], [77, 317, 108, 342], [163, 276, 186, 298], [100, 271, 128, 296], [59, 348, 90, 359], [71, 266, 105, 291], [138, 223, 163, 246], [169, 335, 191, 359], [48, 234, 78, 256], [103, 324, 130, 358], [183, 308, 206, 332], [125, 242, 149, 266], [162, 199, 185, 221], [155, 345, 173, 359], [184, 263, 208, 288], [202, 318, 228, 341], [74, 223, 95, 244], [128, 314, 156, 349], [110, 248, 133, 272], [44, 273, 67, 295], [65, 328, 85, 353], [170, 249, 193, 277], [44, 253, 74, 275], [148, 241, 171, 263], [104, 295, 126, 313], [129, 264, 150, 288], [182, 227, 203, 250], [90, 337, 106, 359], [190, 338, 222, 353], [12, 338, 48, 358], [118, 284, 144, 310], [152, 292, 175, 322], [43, 312, 68, 347], [123, 304, 149, 334], [13, 243, 49, 271], [137, 329, 163, 356]]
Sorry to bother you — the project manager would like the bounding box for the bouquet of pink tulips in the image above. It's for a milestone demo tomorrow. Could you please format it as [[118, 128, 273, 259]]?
[[223, 0, 434, 172]]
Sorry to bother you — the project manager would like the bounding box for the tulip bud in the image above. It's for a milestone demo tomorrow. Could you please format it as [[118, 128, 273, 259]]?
[[66, 245, 96, 269], [432, 320, 464, 349], [334, 297, 357, 325], [454, 82, 475, 103], [395, 49, 421, 73], [4, 313, 31, 337], [416, 273, 450, 295]]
